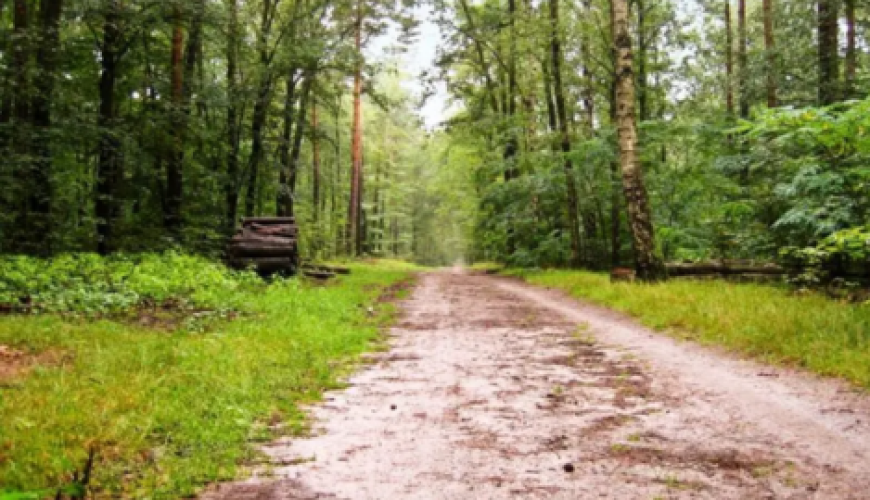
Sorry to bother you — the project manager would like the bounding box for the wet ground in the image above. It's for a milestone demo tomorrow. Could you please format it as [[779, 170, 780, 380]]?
[[203, 270, 870, 499]]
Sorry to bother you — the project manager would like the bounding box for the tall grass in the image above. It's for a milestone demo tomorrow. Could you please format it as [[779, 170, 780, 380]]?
[[513, 270, 870, 388], [0, 259, 414, 498]]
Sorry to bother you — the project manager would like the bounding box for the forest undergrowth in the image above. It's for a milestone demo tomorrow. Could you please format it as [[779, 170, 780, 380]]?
[[0, 255, 415, 498], [509, 269, 870, 389]]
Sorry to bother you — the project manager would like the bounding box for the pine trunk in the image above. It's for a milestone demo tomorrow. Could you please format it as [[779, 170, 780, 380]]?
[[312, 97, 321, 223], [349, 0, 364, 256], [613, 0, 665, 281], [165, 6, 185, 236]]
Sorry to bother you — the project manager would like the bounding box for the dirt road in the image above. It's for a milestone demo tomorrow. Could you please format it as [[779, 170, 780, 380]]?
[[204, 270, 870, 499]]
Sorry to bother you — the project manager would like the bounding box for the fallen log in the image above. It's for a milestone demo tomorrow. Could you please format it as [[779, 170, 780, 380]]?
[[666, 263, 786, 277], [302, 270, 336, 280], [302, 264, 351, 275]]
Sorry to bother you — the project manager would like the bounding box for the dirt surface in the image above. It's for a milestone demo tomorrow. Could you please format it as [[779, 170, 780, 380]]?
[[203, 270, 870, 499]]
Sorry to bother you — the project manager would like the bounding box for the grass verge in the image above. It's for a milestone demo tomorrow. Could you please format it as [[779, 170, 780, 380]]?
[[509, 270, 870, 389], [0, 258, 416, 498]]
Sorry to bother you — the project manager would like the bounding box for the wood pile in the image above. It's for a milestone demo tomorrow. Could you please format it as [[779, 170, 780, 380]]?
[[228, 217, 299, 275]]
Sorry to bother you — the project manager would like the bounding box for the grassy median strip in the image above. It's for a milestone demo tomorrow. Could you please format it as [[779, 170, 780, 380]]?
[[510, 270, 870, 389], [0, 256, 415, 498]]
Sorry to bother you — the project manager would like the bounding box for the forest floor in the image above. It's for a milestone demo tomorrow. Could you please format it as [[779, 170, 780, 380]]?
[[203, 269, 870, 499]]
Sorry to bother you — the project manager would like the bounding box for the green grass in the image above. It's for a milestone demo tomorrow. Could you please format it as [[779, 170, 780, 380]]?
[[0, 259, 415, 498], [510, 270, 870, 388]]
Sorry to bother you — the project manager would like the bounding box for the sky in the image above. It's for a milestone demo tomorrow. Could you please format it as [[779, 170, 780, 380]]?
[[367, 7, 454, 129]]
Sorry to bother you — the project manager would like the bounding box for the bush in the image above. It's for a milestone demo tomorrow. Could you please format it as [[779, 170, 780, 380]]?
[[0, 253, 264, 314]]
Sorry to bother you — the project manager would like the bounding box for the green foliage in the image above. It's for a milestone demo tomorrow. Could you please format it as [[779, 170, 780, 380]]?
[[0, 261, 413, 497], [513, 269, 870, 388], [0, 253, 263, 314]]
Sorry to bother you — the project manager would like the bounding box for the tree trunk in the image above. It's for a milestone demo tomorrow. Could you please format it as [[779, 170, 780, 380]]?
[[225, 0, 241, 233], [165, 5, 185, 237], [817, 0, 839, 105], [725, 0, 734, 117], [11, 0, 31, 236], [277, 73, 298, 217], [246, 0, 277, 217], [549, 0, 581, 268], [737, 0, 749, 118], [95, 1, 123, 254], [609, 0, 621, 268], [613, 0, 665, 281], [349, 0, 364, 256], [763, 0, 777, 107], [312, 95, 321, 223], [844, 0, 857, 98], [286, 71, 313, 218], [23, 0, 63, 254], [637, 0, 648, 122]]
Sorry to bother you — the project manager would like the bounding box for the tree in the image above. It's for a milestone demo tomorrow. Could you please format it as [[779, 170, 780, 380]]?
[[817, 0, 839, 105], [548, 0, 581, 267], [613, 0, 664, 281]]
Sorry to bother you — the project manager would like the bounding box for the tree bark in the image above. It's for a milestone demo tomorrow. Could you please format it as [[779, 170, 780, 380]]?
[[637, 0, 648, 122], [286, 71, 313, 218], [165, 4, 185, 237], [817, 0, 839, 105], [349, 0, 364, 256], [613, 0, 665, 281], [609, 0, 621, 268], [311, 94, 321, 223], [737, 0, 749, 118], [225, 0, 241, 233], [22, 0, 63, 253], [725, 0, 734, 117], [549, 0, 581, 268], [277, 73, 298, 217], [246, 0, 278, 217], [96, 1, 123, 254], [844, 0, 857, 98], [763, 0, 777, 107]]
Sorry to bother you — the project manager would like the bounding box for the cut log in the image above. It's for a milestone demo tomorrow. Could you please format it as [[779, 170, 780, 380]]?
[[242, 217, 296, 225], [229, 243, 298, 257], [231, 232, 296, 246]]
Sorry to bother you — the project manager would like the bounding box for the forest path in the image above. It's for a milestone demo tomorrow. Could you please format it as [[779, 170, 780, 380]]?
[[203, 270, 870, 499]]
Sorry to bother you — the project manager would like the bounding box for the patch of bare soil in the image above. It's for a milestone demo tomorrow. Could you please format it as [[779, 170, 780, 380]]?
[[202, 271, 870, 499], [0, 344, 68, 382]]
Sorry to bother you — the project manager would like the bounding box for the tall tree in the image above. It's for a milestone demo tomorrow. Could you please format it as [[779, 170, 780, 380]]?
[[165, 4, 185, 237], [843, 0, 857, 98], [95, 0, 125, 254], [349, 0, 364, 255], [725, 0, 734, 117], [22, 0, 63, 253], [548, 0, 581, 267], [737, 0, 749, 118], [613, 0, 664, 281], [225, 0, 241, 232], [763, 0, 777, 107], [817, 0, 839, 105]]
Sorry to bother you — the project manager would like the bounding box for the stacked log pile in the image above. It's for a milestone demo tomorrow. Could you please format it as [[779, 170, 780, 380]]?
[[228, 217, 299, 274]]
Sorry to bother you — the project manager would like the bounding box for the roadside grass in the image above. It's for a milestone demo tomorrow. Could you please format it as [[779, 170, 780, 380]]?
[[0, 257, 415, 498], [509, 270, 870, 389]]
